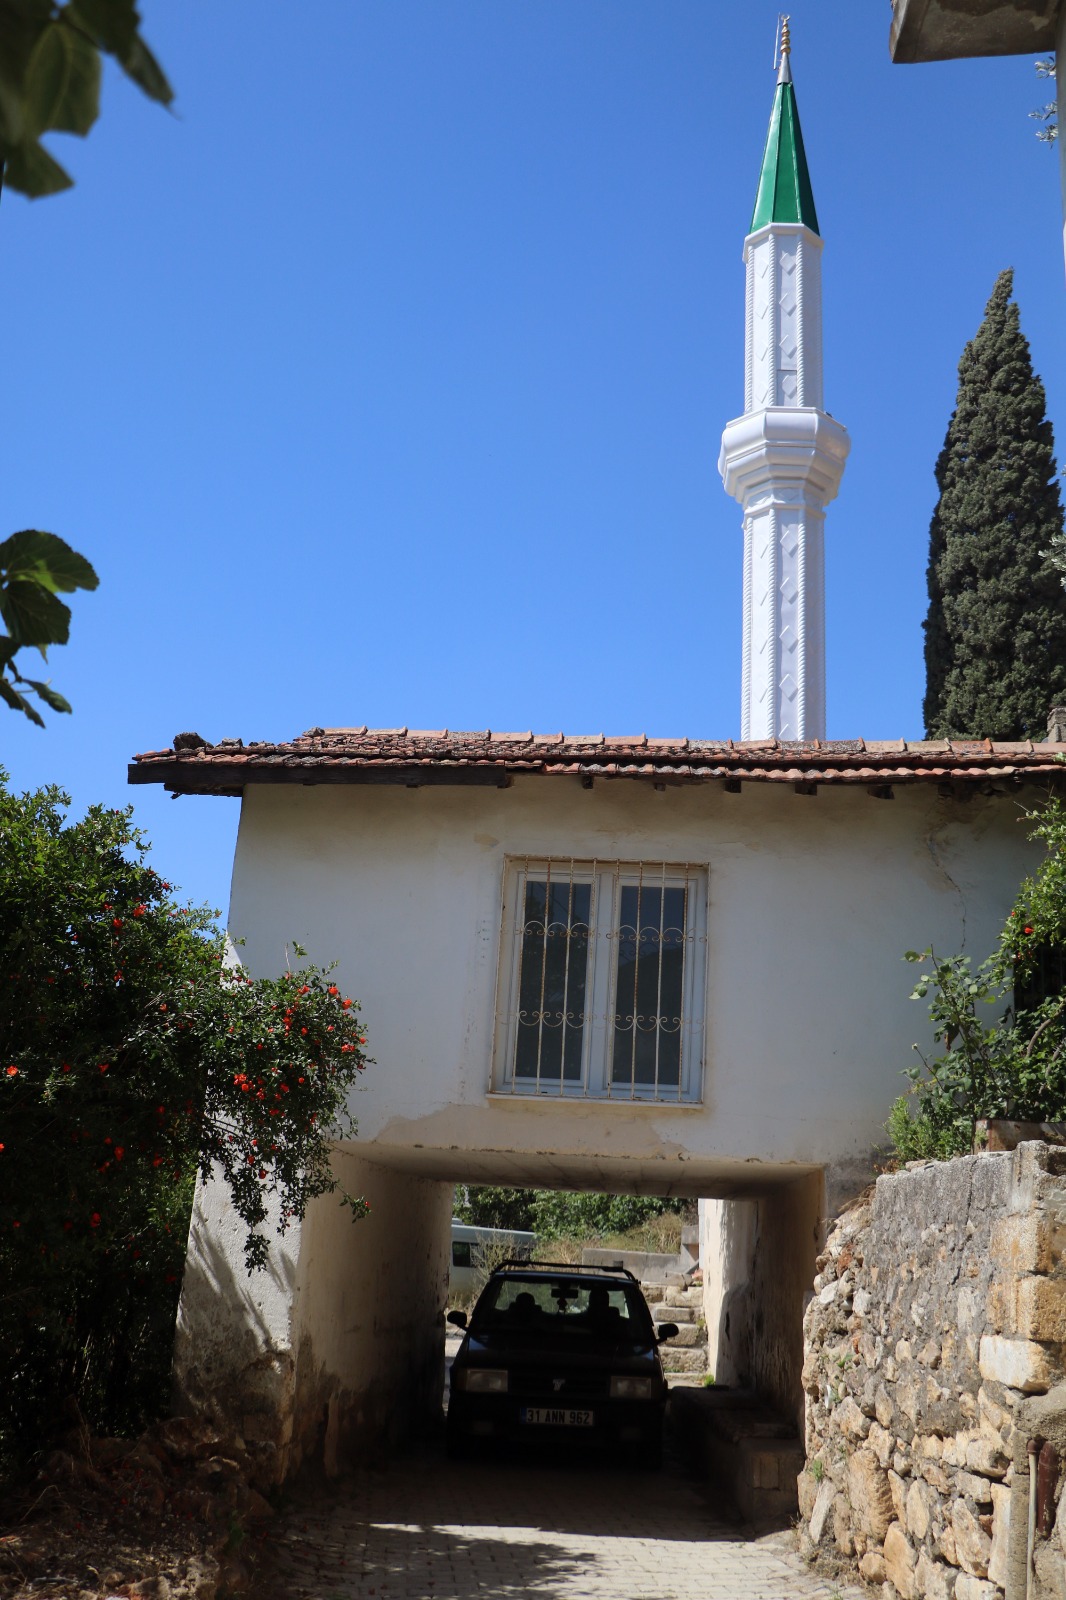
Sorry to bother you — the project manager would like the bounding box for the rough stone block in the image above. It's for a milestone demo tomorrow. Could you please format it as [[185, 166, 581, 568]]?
[[990, 1214, 1054, 1276], [868, 1420, 894, 1468], [914, 1550, 955, 1600], [904, 1477, 933, 1542], [858, 1549, 886, 1584], [987, 1481, 1011, 1591], [835, 1397, 870, 1440], [832, 1496, 854, 1556], [955, 1578, 997, 1600], [964, 1434, 1009, 1479], [654, 1303, 696, 1323], [1014, 1274, 1066, 1344], [808, 1479, 835, 1544], [978, 1335, 1056, 1394], [665, 1323, 703, 1347], [936, 1520, 958, 1565], [951, 1498, 992, 1577], [955, 1469, 994, 1505], [847, 1448, 896, 1542], [883, 1521, 916, 1600], [797, 1468, 819, 1523], [888, 1469, 907, 1520], [660, 1347, 705, 1374]]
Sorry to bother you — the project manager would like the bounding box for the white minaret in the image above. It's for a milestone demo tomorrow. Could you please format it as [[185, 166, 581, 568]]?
[[718, 20, 849, 742]]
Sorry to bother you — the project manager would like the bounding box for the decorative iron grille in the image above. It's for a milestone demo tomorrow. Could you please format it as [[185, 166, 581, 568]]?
[[493, 859, 707, 1101]]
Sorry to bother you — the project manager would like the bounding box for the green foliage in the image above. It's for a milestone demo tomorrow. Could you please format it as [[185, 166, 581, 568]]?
[[0, 528, 98, 723], [453, 1186, 538, 1233], [531, 1190, 681, 1241], [0, 779, 369, 1464], [453, 1185, 683, 1241], [923, 270, 1066, 740], [892, 799, 1066, 1159], [0, 0, 172, 199]]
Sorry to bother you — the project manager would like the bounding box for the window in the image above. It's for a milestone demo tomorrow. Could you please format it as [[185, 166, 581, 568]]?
[[1015, 946, 1066, 1016], [493, 859, 707, 1102], [452, 1240, 473, 1268]]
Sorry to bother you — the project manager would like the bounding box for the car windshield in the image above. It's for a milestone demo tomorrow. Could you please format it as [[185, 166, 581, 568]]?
[[471, 1273, 652, 1343]]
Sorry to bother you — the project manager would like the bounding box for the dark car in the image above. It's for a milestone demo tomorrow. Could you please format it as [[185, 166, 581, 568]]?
[[446, 1261, 679, 1466]]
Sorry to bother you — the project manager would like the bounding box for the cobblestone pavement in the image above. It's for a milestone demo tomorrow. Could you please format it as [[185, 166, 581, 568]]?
[[259, 1445, 866, 1600]]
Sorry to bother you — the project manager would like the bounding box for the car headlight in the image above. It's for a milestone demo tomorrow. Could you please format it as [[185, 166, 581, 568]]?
[[610, 1375, 656, 1400], [457, 1368, 509, 1394]]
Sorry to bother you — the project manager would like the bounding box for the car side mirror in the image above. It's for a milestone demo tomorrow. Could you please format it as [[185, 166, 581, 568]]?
[[657, 1323, 679, 1343], [447, 1309, 468, 1329]]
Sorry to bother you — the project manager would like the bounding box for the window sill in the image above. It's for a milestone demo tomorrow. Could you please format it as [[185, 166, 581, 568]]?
[[486, 1090, 705, 1108]]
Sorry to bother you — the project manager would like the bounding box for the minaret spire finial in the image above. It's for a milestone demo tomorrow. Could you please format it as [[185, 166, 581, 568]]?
[[777, 15, 792, 84]]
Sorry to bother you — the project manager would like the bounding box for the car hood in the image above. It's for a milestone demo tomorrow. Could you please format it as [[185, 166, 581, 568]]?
[[458, 1330, 662, 1371]]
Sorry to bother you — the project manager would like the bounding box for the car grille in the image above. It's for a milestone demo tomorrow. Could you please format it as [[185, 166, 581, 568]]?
[[508, 1368, 611, 1402]]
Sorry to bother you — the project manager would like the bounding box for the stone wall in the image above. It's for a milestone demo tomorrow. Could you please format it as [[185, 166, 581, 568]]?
[[798, 1143, 1066, 1600]]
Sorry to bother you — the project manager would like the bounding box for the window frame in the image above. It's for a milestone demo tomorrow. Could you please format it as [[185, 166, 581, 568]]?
[[491, 857, 708, 1104]]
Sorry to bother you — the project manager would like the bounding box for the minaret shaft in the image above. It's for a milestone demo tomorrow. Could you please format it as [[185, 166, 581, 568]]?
[[719, 47, 848, 743]]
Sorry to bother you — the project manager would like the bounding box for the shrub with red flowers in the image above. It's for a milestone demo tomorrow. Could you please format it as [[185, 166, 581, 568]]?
[[891, 796, 1066, 1160], [0, 780, 369, 1471]]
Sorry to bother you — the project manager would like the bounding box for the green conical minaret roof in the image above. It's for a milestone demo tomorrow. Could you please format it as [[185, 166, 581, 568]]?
[[749, 31, 819, 237]]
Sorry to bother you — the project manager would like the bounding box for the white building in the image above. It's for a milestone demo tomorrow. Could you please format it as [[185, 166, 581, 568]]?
[[131, 728, 1063, 1474]]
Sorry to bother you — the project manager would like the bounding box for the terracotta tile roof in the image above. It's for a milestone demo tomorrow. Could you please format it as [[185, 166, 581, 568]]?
[[127, 728, 1066, 797]]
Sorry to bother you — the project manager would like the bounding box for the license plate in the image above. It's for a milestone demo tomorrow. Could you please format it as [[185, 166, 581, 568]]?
[[521, 1407, 594, 1427]]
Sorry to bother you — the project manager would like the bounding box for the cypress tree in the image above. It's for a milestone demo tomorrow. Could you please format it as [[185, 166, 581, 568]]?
[[923, 269, 1066, 740]]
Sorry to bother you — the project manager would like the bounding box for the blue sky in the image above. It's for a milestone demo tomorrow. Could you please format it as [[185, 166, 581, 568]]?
[[2, 0, 1064, 919]]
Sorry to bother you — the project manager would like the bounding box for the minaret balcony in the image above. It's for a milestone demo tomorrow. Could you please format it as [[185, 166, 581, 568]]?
[[719, 407, 850, 509]]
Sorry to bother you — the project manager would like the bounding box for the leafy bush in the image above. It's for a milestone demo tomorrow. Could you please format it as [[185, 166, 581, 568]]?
[[893, 798, 1066, 1158], [455, 1185, 683, 1240], [0, 781, 370, 1469], [532, 1190, 682, 1241]]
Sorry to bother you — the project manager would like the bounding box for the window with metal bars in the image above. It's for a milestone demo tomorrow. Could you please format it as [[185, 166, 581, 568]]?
[[493, 859, 707, 1101]]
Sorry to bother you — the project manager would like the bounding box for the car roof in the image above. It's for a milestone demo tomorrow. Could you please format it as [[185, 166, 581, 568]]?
[[488, 1259, 641, 1285]]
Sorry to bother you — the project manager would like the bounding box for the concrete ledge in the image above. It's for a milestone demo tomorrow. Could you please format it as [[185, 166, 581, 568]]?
[[890, 0, 1059, 63], [671, 1386, 801, 1525]]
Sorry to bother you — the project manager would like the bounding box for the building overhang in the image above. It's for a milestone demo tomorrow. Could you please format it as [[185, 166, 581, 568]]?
[[890, 0, 1060, 62], [127, 727, 1066, 798]]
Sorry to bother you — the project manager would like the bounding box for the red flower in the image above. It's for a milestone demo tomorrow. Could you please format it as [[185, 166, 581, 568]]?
[[114, 1147, 124, 1161], [1025, 926, 1034, 935], [258, 1169, 266, 1179], [90, 1213, 100, 1228], [132, 905, 146, 918], [99, 1063, 108, 1073], [112, 918, 122, 928], [5, 1066, 17, 1077], [62, 1063, 71, 1073], [328, 985, 339, 996], [341, 999, 352, 1009]]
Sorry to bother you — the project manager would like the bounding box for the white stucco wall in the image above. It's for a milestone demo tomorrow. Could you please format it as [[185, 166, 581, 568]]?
[[175, 1152, 452, 1479], [224, 774, 1038, 1198]]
